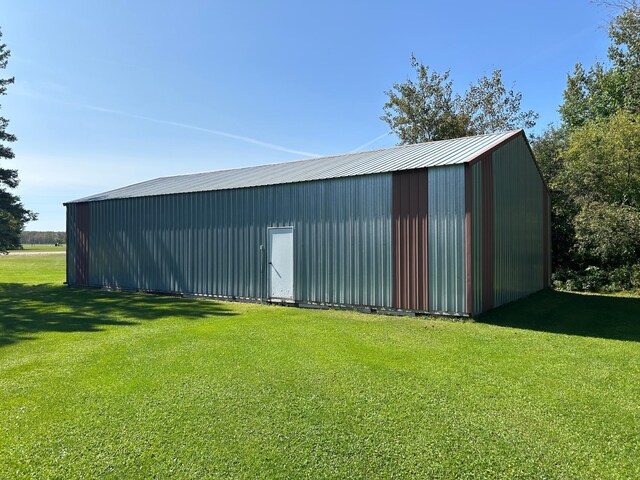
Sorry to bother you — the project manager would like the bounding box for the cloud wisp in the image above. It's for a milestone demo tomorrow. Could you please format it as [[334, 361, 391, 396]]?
[[350, 131, 390, 153], [78, 103, 322, 158]]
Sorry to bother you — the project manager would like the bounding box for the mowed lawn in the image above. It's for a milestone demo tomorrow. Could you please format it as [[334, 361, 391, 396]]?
[[9, 244, 66, 253], [1, 255, 639, 479]]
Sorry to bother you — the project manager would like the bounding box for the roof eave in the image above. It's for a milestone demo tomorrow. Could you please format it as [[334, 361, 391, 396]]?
[[465, 129, 551, 196]]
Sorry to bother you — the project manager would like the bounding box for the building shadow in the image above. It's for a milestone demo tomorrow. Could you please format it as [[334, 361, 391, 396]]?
[[478, 289, 640, 342], [0, 283, 237, 348]]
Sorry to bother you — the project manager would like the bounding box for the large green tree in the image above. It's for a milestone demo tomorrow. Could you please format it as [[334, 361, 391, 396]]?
[[0, 28, 36, 252], [531, 126, 578, 271], [534, 2, 640, 291], [559, 2, 640, 128], [562, 111, 640, 208], [558, 62, 625, 129], [381, 55, 538, 144], [562, 111, 640, 269], [608, 0, 640, 113]]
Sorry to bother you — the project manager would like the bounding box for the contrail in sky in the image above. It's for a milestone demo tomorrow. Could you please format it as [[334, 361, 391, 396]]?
[[20, 88, 389, 159], [350, 131, 390, 152], [79, 104, 322, 158]]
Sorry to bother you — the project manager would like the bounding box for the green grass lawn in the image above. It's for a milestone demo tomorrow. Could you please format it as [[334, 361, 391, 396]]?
[[1, 255, 639, 479], [9, 244, 66, 252]]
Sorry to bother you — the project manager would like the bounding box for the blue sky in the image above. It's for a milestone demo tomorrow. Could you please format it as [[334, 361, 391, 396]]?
[[2, 0, 613, 230]]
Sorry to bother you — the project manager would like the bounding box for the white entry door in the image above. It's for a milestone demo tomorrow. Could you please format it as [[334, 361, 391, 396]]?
[[268, 227, 294, 301]]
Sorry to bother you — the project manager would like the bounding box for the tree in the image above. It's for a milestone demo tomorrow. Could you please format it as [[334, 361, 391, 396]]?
[[564, 111, 640, 266], [0, 28, 36, 252], [380, 56, 468, 144], [381, 55, 538, 144], [539, 111, 640, 289], [559, 62, 626, 129], [530, 125, 568, 185], [460, 69, 539, 135], [573, 201, 640, 267], [531, 126, 578, 271], [20, 231, 66, 245], [560, 2, 640, 129], [607, 2, 640, 68], [608, 1, 640, 113], [531, 2, 640, 291], [562, 111, 640, 208]]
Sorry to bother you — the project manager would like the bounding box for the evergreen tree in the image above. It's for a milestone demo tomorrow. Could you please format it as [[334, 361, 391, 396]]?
[[0, 28, 36, 252]]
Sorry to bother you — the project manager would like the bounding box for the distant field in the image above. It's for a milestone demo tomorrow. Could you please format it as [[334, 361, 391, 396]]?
[[0, 254, 639, 478], [9, 244, 66, 252]]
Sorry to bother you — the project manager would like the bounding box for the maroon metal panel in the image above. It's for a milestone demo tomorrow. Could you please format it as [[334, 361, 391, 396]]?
[[75, 203, 89, 285], [481, 155, 494, 311], [392, 169, 428, 310], [464, 163, 473, 315], [543, 190, 550, 288]]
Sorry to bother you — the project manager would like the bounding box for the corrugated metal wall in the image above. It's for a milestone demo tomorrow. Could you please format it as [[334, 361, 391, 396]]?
[[543, 190, 552, 288], [481, 156, 495, 312], [471, 161, 483, 315], [76, 203, 90, 284], [66, 203, 89, 285], [392, 169, 428, 311], [428, 165, 466, 314], [66, 203, 76, 285], [492, 136, 544, 308], [547, 191, 552, 286], [69, 174, 393, 308], [66, 135, 549, 315]]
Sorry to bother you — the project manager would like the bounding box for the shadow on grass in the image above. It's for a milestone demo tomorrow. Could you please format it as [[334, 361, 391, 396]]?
[[0, 283, 236, 348], [479, 289, 640, 342]]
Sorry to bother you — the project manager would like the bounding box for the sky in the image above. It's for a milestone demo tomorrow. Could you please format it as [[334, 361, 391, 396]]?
[[1, 0, 615, 230]]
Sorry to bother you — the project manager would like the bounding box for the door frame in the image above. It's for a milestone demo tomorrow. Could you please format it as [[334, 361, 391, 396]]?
[[267, 226, 295, 302]]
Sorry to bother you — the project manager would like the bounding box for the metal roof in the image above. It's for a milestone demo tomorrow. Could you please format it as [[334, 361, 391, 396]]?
[[67, 130, 521, 203]]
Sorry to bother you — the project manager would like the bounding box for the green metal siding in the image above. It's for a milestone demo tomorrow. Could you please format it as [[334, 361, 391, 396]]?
[[547, 191, 552, 286], [66, 203, 77, 285], [71, 174, 393, 308], [492, 136, 544, 307], [428, 165, 466, 314], [66, 132, 548, 316], [471, 161, 483, 315]]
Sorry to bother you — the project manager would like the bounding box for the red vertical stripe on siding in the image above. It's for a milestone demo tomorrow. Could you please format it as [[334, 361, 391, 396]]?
[[392, 170, 428, 310], [481, 155, 494, 311], [76, 203, 89, 285]]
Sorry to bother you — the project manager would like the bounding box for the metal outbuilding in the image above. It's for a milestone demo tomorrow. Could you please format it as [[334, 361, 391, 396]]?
[[65, 129, 551, 316]]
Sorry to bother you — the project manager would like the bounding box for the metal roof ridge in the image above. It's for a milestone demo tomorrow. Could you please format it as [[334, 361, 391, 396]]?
[[64, 129, 524, 204], [152, 130, 519, 180], [459, 129, 522, 163]]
